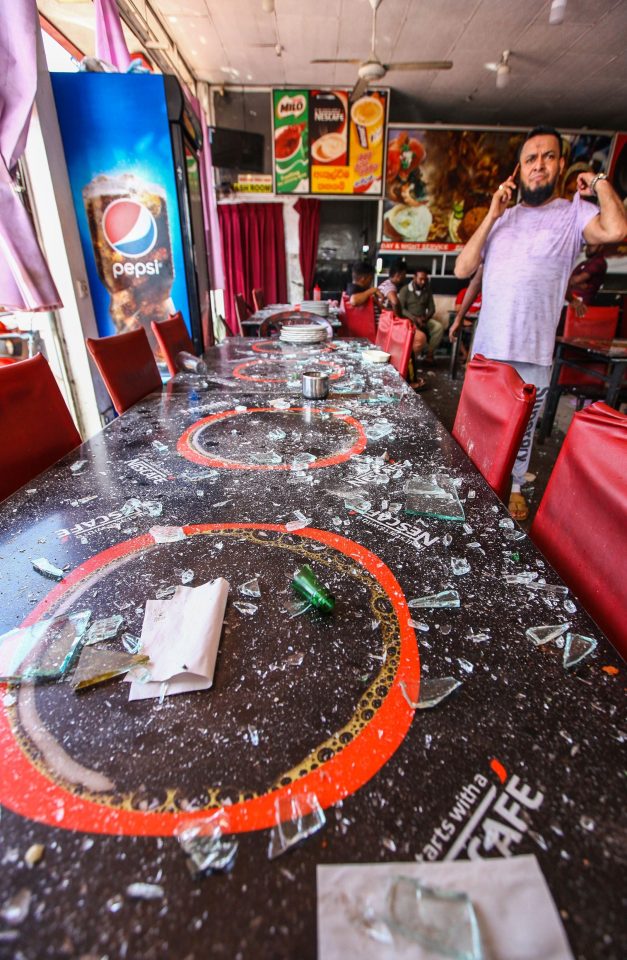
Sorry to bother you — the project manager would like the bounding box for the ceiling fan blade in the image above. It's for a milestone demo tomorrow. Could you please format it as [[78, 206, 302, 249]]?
[[310, 58, 362, 64], [386, 60, 453, 71], [349, 75, 371, 103]]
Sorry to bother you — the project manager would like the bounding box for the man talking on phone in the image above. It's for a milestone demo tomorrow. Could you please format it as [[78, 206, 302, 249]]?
[[454, 126, 626, 520]]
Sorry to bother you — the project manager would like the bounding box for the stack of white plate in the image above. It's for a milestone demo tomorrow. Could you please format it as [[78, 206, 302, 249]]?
[[301, 301, 329, 317], [280, 324, 328, 344]]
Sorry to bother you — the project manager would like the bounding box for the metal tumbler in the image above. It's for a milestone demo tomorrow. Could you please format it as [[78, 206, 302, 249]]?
[[301, 371, 329, 399]]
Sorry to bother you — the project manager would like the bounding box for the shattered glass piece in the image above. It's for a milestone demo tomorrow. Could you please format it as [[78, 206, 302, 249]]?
[[233, 601, 258, 616], [353, 902, 394, 944], [400, 677, 462, 710], [290, 452, 317, 469], [156, 585, 176, 599], [239, 578, 261, 598], [234, 404, 247, 412], [0, 610, 91, 683], [467, 490, 476, 499], [284, 651, 304, 667], [269, 398, 291, 410], [499, 518, 515, 529], [121, 497, 142, 517], [451, 558, 471, 576], [106, 895, 124, 913], [248, 725, 260, 746], [72, 648, 149, 690], [365, 420, 395, 441], [70, 459, 87, 474], [344, 494, 371, 512], [151, 440, 169, 454], [503, 529, 526, 541], [442, 534, 453, 547], [503, 570, 538, 584], [286, 598, 312, 619], [181, 569, 194, 585], [404, 475, 465, 522], [0, 888, 32, 925], [126, 882, 164, 900], [268, 792, 326, 859], [409, 590, 460, 610], [143, 500, 163, 518], [386, 876, 483, 960], [122, 633, 142, 654], [150, 525, 186, 543], [31, 557, 66, 581], [526, 582, 569, 596], [292, 565, 335, 614], [409, 620, 430, 632], [85, 615, 124, 646], [174, 811, 238, 876], [525, 623, 570, 646], [563, 633, 597, 669], [267, 428, 287, 442], [463, 524, 473, 535], [252, 450, 283, 465], [563, 599, 577, 614], [458, 658, 474, 673]]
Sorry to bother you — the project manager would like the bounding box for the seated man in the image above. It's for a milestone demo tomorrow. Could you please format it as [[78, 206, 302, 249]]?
[[398, 269, 445, 364], [565, 243, 607, 316], [346, 260, 383, 309], [377, 258, 407, 315]]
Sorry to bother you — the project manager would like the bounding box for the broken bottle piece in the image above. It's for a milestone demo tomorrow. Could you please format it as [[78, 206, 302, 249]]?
[[292, 565, 335, 614], [408, 590, 460, 610], [400, 677, 462, 710], [563, 632, 597, 669], [268, 792, 326, 859], [85, 615, 124, 646], [71, 648, 149, 690], [174, 811, 238, 877], [404, 475, 465, 522], [0, 610, 91, 683], [386, 876, 483, 960], [525, 623, 569, 646]]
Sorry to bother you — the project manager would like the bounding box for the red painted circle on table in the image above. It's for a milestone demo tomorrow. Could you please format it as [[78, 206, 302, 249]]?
[[232, 357, 345, 384], [0, 525, 419, 836], [177, 406, 367, 470]]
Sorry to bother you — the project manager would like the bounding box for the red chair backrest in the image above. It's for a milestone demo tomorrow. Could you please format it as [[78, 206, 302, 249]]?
[[341, 294, 376, 344], [376, 309, 394, 350], [0, 353, 81, 502], [388, 318, 413, 380], [530, 402, 626, 658], [86, 328, 162, 415], [558, 305, 620, 388], [252, 288, 265, 311], [452, 355, 536, 501], [151, 312, 196, 377]]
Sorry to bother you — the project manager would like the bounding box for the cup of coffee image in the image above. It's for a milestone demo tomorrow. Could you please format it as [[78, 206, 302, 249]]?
[[351, 96, 384, 150], [311, 133, 347, 166]]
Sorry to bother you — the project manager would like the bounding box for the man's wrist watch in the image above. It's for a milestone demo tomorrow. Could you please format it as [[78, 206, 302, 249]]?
[[589, 173, 608, 195]]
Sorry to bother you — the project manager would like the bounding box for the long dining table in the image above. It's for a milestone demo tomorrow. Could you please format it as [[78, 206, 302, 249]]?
[[0, 335, 624, 959]]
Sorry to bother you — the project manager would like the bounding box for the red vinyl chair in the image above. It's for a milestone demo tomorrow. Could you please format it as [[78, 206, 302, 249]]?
[[452, 355, 536, 501], [376, 309, 394, 350], [86, 328, 162, 415], [388, 318, 414, 380], [151, 312, 197, 377], [0, 353, 81, 502], [558, 304, 620, 392], [340, 293, 376, 344], [531, 402, 626, 659], [252, 288, 265, 311]]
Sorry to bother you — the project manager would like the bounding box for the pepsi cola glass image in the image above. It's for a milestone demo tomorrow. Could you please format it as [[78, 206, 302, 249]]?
[[83, 174, 174, 338]]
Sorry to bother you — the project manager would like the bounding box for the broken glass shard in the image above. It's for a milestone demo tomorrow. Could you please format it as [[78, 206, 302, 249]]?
[[526, 582, 569, 596], [499, 518, 515, 529], [239, 579, 261, 598], [386, 876, 483, 960], [71, 648, 149, 690], [150, 526, 186, 544], [248, 724, 259, 746], [85, 615, 124, 646], [174, 811, 238, 877], [0, 610, 91, 683], [31, 557, 66, 581], [269, 398, 291, 410], [285, 598, 312, 619], [181, 569, 194, 585], [122, 633, 142, 654], [121, 497, 142, 517], [408, 590, 460, 610], [126, 883, 164, 900], [442, 534, 453, 547], [290, 453, 317, 469], [451, 558, 471, 576], [233, 601, 258, 616], [267, 428, 286, 442], [268, 792, 326, 859], [70, 460, 87, 474], [143, 500, 163, 518], [252, 450, 283, 465], [458, 659, 474, 673], [404, 475, 465, 522], [563, 633, 597, 669], [563, 599, 577, 614], [525, 623, 570, 646], [151, 440, 168, 454], [365, 420, 395, 441], [400, 677, 462, 710], [156, 585, 176, 599], [503, 571, 538, 584], [0, 888, 32, 925]]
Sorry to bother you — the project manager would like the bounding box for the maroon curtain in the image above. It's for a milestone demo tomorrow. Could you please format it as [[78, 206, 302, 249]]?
[[294, 198, 320, 300], [218, 203, 287, 334]]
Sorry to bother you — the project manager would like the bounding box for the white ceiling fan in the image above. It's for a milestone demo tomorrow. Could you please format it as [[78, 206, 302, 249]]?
[[311, 0, 453, 102], [484, 50, 511, 88]]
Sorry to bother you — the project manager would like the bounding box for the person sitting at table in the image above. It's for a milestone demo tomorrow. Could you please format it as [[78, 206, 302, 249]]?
[[398, 269, 445, 365], [345, 260, 383, 310], [377, 258, 407, 316], [565, 243, 607, 317]]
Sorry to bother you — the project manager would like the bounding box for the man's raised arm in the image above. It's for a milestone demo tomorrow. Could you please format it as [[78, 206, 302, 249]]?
[[580, 174, 627, 245], [454, 169, 518, 278]]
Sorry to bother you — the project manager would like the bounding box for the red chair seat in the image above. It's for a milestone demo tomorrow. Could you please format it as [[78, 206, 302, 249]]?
[[0, 354, 81, 502], [531, 402, 626, 659], [558, 305, 620, 390], [151, 312, 196, 377], [340, 293, 376, 343], [452, 355, 536, 501], [376, 309, 394, 351], [86, 328, 162, 415], [388, 318, 413, 380]]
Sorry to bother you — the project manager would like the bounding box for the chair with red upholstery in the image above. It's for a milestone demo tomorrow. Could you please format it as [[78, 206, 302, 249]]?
[[557, 304, 620, 394], [340, 293, 376, 343], [376, 309, 394, 350], [252, 288, 265, 311], [452, 355, 536, 501], [0, 353, 81, 502], [387, 318, 413, 380], [151, 312, 197, 377], [530, 402, 626, 659], [86, 328, 162, 415]]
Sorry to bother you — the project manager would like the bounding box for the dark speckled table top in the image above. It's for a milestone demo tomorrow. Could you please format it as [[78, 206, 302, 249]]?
[[0, 337, 624, 960]]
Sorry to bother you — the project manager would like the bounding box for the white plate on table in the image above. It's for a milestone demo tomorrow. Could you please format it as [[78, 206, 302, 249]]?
[[362, 349, 391, 363]]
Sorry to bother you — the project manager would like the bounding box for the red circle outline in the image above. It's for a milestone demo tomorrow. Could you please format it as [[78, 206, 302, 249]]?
[[232, 358, 345, 384], [0, 525, 419, 835]]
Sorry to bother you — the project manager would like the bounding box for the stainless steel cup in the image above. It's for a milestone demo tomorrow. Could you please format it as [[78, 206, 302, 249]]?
[[301, 371, 329, 399]]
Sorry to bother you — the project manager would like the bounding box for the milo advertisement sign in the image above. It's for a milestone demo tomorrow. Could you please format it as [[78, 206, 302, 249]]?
[[273, 91, 309, 194]]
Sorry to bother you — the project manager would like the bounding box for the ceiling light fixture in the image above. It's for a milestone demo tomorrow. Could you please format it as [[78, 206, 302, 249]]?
[[549, 0, 567, 25]]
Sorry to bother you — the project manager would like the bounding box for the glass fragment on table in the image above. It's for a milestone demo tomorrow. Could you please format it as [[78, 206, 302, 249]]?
[[285, 598, 312, 619], [563, 599, 577, 614], [70, 459, 87, 474], [252, 450, 283, 465], [0, 888, 32, 925], [269, 398, 291, 410], [268, 792, 326, 859], [292, 565, 335, 614], [268, 428, 287, 441], [150, 526, 187, 544], [400, 677, 462, 710], [239, 578, 261, 598], [175, 811, 239, 877], [502, 571, 538, 584], [181, 569, 194, 585], [71, 648, 149, 690], [499, 518, 515, 529], [151, 440, 169, 454], [386, 876, 483, 960], [233, 601, 258, 616], [285, 519, 311, 532], [85, 615, 124, 646], [409, 590, 460, 610], [526, 582, 569, 597], [458, 658, 474, 673], [156, 585, 176, 599], [365, 420, 395, 441], [442, 534, 453, 547], [122, 633, 142, 654], [31, 557, 67, 581], [290, 452, 317, 469], [451, 558, 471, 576], [126, 882, 164, 900], [0, 610, 91, 683], [563, 633, 597, 669], [248, 724, 260, 746], [525, 623, 570, 646], [404, 475, 465, 522], [144, 500, 163, 518]]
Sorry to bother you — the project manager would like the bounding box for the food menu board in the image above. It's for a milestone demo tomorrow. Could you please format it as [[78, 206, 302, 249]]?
[[381, 126, 614, 252], [272, 89, 388, 197]]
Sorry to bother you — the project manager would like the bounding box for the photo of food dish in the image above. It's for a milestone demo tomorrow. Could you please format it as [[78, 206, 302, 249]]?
[[384, 203, 432, 243]]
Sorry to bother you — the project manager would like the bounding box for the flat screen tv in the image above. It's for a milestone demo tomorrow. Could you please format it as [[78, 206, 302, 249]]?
[[209, 127, 264, 172]]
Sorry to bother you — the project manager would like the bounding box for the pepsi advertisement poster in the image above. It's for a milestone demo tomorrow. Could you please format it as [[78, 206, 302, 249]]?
[[51, 74, 191, 341]]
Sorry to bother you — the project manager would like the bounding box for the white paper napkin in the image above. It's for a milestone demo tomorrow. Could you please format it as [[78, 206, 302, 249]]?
[[127, 578, 229, 700]]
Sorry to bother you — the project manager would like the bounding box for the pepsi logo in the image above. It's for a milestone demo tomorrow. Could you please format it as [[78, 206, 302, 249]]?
[[102, 199, 157, 258]]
